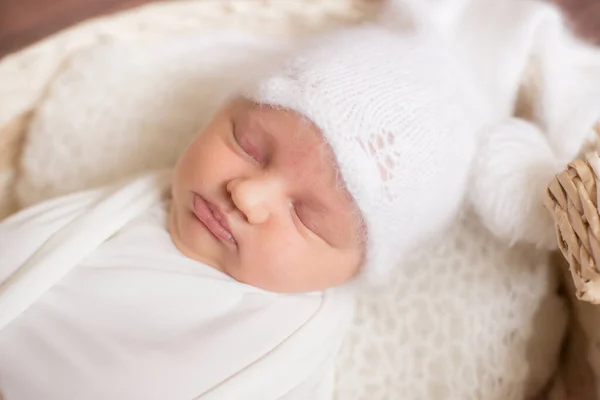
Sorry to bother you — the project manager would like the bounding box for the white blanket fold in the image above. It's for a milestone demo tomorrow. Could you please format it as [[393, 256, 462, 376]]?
[[0, 171, 354, 400]]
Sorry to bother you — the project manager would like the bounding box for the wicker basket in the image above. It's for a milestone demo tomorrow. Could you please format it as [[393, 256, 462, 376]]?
[[546, 146, 600, 304]]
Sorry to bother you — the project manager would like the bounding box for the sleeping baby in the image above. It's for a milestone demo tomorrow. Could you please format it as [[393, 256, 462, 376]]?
[[0, 22, 479, 399]]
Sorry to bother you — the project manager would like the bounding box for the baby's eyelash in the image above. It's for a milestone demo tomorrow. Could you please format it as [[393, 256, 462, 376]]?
[[292, 204, 317, 235], [232, 122, 261, 165]]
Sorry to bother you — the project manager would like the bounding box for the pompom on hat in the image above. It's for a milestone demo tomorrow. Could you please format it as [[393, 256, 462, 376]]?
[[243, 23, 482, 282]]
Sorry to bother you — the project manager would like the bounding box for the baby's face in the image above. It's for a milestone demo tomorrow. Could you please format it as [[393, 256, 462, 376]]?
[[170, 98, 364, 293]]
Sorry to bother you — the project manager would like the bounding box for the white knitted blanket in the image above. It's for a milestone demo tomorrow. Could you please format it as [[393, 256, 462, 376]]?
[[0, 1, 570, 398]]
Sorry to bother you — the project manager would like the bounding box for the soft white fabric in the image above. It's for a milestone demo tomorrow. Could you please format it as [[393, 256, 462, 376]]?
[[428, 0, 600, 249], [0, 171, 354, 400], [16, 34, 293, 206], [471, 118, 561, 249], [245, 25, 481, 281], [335, 211, 567, 400], [0, 0, 375, 221], [11, 21, 568, 400], [244, 0, 600, 278]]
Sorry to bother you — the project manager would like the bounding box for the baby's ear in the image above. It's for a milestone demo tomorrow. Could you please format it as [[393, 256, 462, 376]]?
[[469, 118, 561, 249]]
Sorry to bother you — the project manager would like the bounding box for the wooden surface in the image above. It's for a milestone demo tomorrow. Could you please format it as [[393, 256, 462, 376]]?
[[554, 0, 600, 43], [0, 0, 155, 58]]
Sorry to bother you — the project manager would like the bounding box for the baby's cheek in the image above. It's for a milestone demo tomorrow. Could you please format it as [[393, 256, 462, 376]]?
[[250, 237, 300, 272]]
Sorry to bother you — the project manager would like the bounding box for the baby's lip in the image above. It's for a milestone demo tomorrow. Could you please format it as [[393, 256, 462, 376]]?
[[192, 194, 237, 246]]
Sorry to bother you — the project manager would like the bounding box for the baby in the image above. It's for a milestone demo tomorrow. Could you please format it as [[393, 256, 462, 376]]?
[[0, 21, 478, 400], [169, 97, 365, 293]]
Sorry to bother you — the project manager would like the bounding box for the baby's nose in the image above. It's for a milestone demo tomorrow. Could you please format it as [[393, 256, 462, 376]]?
[[227, 177, 282, 225]]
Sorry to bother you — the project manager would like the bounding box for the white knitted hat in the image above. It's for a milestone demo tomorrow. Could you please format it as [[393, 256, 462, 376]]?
[[245, 25, 481, 281]]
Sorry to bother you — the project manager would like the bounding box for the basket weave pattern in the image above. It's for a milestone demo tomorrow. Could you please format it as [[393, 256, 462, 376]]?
[[545, 157, 600, 304]]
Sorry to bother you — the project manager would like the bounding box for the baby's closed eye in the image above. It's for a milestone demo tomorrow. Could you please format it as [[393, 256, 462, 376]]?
[[292, 203, 319, 234], [231, 119, 266, 165]]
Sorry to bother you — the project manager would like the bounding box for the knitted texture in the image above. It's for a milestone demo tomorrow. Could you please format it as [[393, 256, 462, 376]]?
[[335, 211, 566, 400], [245, 25, 480, 280], [471, 118, 560, 249], [11, 33, 566, 399]]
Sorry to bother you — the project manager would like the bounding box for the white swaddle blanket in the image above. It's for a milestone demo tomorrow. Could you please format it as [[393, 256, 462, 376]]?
[[0, 171, 355, 400]]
